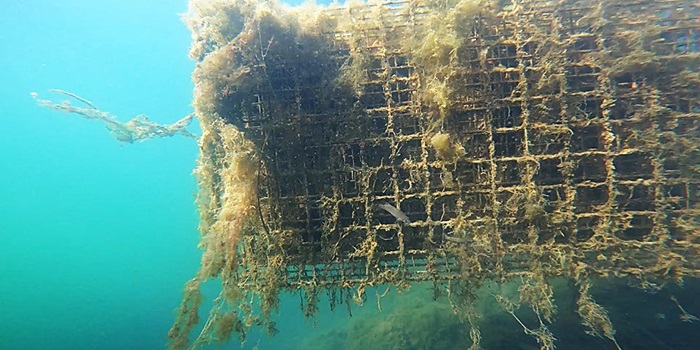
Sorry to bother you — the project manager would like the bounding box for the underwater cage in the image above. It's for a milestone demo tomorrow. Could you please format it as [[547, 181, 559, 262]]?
[[169, 0, 700, 348]]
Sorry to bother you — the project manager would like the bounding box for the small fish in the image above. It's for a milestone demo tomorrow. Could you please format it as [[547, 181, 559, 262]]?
[[377, 202, 411, 223], [444, 234, 472, 244]]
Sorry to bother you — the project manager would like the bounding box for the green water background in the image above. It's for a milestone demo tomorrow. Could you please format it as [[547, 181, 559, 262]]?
[[0, 0, 327, 348]]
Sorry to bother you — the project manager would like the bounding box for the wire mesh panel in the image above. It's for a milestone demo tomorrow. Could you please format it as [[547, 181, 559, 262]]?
[[170, 0, 700, 348], [204, 0, 700, 287]]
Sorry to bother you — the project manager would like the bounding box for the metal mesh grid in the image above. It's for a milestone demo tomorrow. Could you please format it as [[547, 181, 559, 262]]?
[[211, 0, 700, 287]]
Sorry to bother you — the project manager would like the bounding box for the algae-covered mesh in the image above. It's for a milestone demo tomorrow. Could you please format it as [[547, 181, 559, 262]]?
[[169, 0, 700, 348]]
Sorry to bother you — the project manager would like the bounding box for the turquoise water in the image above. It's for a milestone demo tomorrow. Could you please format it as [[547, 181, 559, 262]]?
[[1, 1, 206, 349], [0, 1, 346, 349]]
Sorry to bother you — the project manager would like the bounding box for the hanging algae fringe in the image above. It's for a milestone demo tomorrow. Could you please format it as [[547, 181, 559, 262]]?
[[170, 0, 700, 348]]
